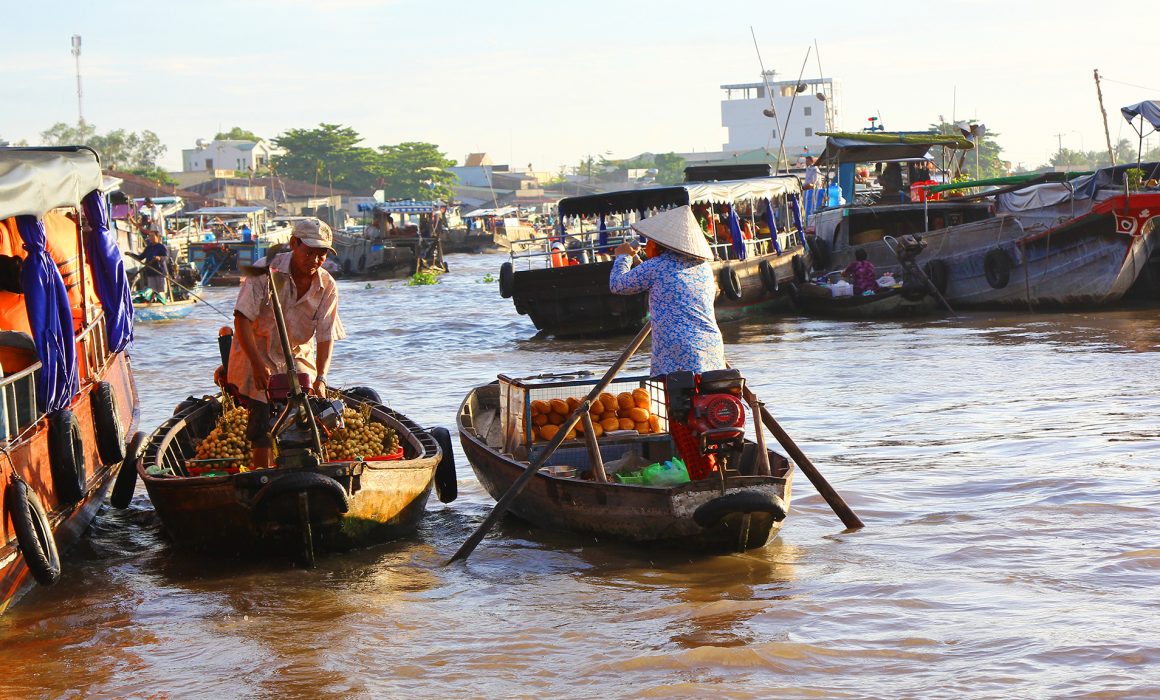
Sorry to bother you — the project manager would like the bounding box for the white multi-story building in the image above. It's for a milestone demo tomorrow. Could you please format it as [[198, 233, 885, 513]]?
[[720, 72, 837, 159], [181, 139, 284, 174]]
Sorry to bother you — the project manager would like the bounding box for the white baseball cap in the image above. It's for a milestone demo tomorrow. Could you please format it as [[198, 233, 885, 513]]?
[[292, 218, 336, 255]]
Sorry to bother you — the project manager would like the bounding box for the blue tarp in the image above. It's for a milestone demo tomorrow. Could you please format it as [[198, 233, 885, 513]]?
[[727, 206, 747, 261], [763, 198, 782, 254], [15, 215, 78, 413], [82, 191, 134, 352], [1121, 100, 1160, 132], [598, 214, 608, 248]]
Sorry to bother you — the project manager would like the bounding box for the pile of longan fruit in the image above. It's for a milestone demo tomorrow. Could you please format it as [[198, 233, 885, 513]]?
[[529, 387, 662, 443]]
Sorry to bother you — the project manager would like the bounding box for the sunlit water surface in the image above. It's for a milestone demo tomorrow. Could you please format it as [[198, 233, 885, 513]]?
[[4, 252, 1159, 698]]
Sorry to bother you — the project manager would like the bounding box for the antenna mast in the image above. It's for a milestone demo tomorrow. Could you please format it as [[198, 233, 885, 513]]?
[[71, 35, 84, 129]]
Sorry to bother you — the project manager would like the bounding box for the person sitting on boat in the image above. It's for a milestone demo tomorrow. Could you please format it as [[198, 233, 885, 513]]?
[[141, 229, 170, 299], [609, 205, 726, 481], [842, 248, 880, 295], [227, 218, 346, 470]]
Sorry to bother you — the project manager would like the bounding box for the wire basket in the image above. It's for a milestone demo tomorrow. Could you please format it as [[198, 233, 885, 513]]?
[[497, 371, 668, 454]]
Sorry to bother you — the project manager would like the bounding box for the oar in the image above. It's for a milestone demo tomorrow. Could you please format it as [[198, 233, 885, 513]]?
[[447, 321, 653, 564], [741, 382, 864, 530], [137, 259, 233, 320]]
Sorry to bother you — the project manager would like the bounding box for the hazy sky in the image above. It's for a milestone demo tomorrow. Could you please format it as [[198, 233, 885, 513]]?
[[3, 0, 1159, 173]]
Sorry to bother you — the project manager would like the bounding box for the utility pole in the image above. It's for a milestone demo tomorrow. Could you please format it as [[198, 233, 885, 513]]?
[[71, 35, 84, 129], [1053, 132, 1066, 167], [1093, 69, 1115, 165]]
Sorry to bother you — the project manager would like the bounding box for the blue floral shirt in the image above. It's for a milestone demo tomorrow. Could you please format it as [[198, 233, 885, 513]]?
[[610, 251, 726, 377]]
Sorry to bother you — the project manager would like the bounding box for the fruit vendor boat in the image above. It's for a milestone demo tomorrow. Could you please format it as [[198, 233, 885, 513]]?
[[456, 370, 794, 552], [499, 171, 812, 337], [1, 146, 140, 614], [134, 386, 457, 564]]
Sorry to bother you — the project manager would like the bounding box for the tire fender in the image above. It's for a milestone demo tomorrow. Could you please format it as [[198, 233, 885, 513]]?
[[984, 248, 1012, 289], [693, 491, 788, 529], [791, 254, 808, 283], [808, 237, 832, 271], [430, 427, 458, 504], [91, 381, 125, 466], [6, 480, 61, 586], [110, 430, 148, 509], [758, 259, 779, 293], [499, 262, 514, 299], [345, 386, 382, 405], [252, 471, 350, 521], [719, 265, 743, 301], [48, 410, 86, 506], [922, 259, 949, 295]]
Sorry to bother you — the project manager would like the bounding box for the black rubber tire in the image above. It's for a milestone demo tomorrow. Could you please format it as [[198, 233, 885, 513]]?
[[719, 266, 743, 301], [808, 236, 832, 271], [901, 281, 928, 302], [252, 471, 350, 520], [48, 410, 86, 506], [791, 254, 808, 283], [173, 396, 201, 416], [693, 491, 788, 529], [357, 254, 366, 273], [91, 381, 125, 466], [758, 259, 779, 293], [110, 431, 147, 509], [984, 248, 1012, 289], [345, 386, 382, 405], [499, 261, 514, 299], [923, 259, 949, 294], [6, 480, 61, 586], [430, 427, 458, 504]]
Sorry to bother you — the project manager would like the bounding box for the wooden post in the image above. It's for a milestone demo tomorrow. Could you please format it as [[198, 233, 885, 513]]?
[[747, 395, 773, 476], [1094, 69, 1116, 166], [581, 411, 608, 482]]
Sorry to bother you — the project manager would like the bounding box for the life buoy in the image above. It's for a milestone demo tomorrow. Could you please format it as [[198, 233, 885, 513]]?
[[693, 491, 787, 528], [499, 262, 514, 299], [808, 237, 832, 271], [719, 266, 743, 301], [984, 248, 1013, 289], [345, 386, 382, 405], [923, 259, 949, 294], [430, 427, 458, 504], [6, 480, 61, 586], [791, 254, 807, 283], [48, 410, 86, 506], [758, 259, 779, 293], [91, 381, 125, 466], [110, 431, 147, 509]]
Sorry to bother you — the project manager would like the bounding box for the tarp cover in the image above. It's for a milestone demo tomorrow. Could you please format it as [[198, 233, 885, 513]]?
[[995, 162, 1160, 211], [376, 200, 440, 214], [0, 148, 103, 220], [558, 176, 801, 217], [816, 132, 973, 166], [82, 191, 134, 352], [1121, 100, 1160, 131]]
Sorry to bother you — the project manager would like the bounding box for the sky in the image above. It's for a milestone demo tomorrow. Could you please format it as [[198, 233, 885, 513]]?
[[3, 0, 1159, 174]]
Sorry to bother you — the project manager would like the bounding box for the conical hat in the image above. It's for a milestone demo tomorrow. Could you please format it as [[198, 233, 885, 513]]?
[[631, 205, 713, 261]]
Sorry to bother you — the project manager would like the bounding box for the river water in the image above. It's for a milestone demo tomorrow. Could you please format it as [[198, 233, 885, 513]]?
[[3, 251, 1159, 698]]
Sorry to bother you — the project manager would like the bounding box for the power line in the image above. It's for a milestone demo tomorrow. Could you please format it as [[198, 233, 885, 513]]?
[[1100, 77, 1160, 93]]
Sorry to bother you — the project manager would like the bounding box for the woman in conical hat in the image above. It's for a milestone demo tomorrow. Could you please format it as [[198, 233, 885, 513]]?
[[610, 204, 725, 378]]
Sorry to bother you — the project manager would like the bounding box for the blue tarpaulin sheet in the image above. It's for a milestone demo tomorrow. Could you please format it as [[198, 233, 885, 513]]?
[[727, 206, 747, 261], [82, 191, 134, 352]]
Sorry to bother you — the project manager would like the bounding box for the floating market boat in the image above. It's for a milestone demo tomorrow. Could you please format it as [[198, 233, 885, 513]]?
[[1, 146, 140, 615], [499, 173, 811, 337], [809, 132, 1160, 309], [457, 372, 793, 551], [131, 290, 198, 322], [135, 386, 457, 563], [332, 200, 446, 278], [183, 206, 293, 286]]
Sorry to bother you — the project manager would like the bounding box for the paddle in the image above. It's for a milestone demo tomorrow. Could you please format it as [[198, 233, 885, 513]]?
[[447, 321, 653, 564], [741, 381, 864, 530]]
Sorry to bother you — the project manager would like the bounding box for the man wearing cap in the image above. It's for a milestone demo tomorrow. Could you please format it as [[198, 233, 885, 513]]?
[[227, 218, 346, 469], [610, 205, 727, 480]]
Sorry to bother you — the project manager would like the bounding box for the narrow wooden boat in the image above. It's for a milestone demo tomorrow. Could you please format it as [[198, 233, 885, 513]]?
[[137, 389, 455, 561], [789, 281, 938, 318], [457, 378, 794, 552], [1, 147, 140, 614], [132, 293, 198, 322]]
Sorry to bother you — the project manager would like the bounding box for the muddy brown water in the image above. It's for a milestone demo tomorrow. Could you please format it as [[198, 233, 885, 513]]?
[[3, 252, 1159, 698]]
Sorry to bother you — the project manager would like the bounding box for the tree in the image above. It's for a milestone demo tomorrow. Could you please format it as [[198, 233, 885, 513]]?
[[272, 123, 377, 192], [927, 121, 1006, 179], [214, 126, 262, 142], [1113, 138, 1138, 165], [39, 122, 166, 171], [373, 142, 457, 200]]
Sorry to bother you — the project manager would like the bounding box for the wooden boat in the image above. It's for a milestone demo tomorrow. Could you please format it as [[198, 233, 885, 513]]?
[[332, 201, 447, 279], [132, 296, 197, 321], [790, 280, 937, 318], [810, 132, 1160, 309], [136, 388, 455, 562], [1, 146, 140, 614], [456, 374, 794, 552], [500, 174, 812, 337], [183, 206, 293, 287], [139, 390, 454, 559]]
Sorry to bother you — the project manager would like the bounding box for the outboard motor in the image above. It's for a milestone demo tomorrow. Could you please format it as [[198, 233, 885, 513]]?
[[265, 372, 344, 469], [665, 369, 747, 477]]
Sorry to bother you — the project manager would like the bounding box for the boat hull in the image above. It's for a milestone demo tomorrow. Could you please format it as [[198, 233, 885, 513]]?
[[331, 234, 445, 279], [791, 284, 938, 318], [133, 299, 197, 322], [457, 385, 794, 552], [138, 395, 440, 559]]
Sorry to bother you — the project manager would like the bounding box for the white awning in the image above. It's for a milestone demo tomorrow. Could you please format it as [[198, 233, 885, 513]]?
[[684, 175, 802, 205], [0, 148, 104, 219]]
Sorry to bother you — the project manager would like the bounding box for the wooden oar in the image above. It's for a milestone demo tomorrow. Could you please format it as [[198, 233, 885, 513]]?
[[741, 382, 864, 530], [447, 321, 653, 564]]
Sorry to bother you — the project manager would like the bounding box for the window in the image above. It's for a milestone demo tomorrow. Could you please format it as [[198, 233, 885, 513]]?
[[804, 106, 812, 116], [804, 128, 813, 137]]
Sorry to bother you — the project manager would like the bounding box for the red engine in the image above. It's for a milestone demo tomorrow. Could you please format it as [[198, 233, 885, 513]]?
[[691, 393, 746, 434], [665, 370, 748, 474]]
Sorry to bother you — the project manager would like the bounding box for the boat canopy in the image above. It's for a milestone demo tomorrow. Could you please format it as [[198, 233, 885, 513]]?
[[463, 206, 518, 218], [376, 200, 441, 214], [188, 206, 267, 215], [1121, 100, 1160, 131], [815, 132, 974, 166], [0, 147, 103, 219], [558, 176, 801, 217]]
